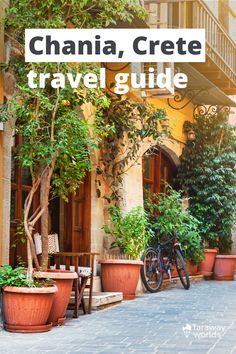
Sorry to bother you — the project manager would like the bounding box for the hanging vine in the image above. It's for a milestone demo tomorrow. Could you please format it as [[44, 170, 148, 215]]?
[[96, 94, 169, 203]]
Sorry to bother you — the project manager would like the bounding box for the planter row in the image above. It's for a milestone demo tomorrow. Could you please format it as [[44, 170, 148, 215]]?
[[99, 259, 200, 299], [100, 252, 236, 300], [2, 270, 77, 333], [3, 252, 234, 333], [199, 249, 236, 280]]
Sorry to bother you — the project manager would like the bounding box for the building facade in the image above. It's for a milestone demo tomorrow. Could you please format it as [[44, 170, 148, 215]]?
[[0, 1, 235, 292]]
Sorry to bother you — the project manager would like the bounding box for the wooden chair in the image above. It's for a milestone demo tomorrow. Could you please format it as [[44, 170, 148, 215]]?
[[52, 252, 99, 318]]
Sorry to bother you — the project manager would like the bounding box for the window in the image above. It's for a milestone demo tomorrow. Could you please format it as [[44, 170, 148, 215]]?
[[142, 147, 176, 199]]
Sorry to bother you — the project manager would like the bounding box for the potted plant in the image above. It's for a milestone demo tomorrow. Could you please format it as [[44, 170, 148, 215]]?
[[100, 206, 152, 299], [213, 255, 236, 280], [145, 186, 204, 276], [198, 246, 218, 276], [0, 265, 57, 333]]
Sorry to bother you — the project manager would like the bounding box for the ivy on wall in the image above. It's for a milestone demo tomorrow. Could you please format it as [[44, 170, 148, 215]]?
[[96, 94, 169, 203]]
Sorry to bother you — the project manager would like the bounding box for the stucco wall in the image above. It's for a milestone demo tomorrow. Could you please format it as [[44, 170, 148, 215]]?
[[1, 121, 12, 265]]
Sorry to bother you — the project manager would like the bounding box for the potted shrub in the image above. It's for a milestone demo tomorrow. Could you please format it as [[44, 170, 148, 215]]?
[[100, 206, 152, 299], [0, 265, 57, 333], [145, 186, 204, 276]]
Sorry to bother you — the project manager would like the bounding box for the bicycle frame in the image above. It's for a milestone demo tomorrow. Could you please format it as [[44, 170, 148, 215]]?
[[157, 236, 183, 279], [141, 230, 190, 292]]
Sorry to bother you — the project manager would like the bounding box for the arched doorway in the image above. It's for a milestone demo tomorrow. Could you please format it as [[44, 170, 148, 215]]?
[[142, 146, 177, 198]]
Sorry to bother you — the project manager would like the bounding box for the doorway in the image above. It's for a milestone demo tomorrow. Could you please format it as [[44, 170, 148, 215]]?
[[10, 134, 91, 266]]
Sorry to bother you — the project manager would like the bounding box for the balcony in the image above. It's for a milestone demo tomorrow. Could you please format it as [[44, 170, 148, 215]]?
[[144, 0, 236, 95]]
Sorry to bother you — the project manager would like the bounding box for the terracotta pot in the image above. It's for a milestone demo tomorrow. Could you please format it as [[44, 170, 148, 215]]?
[[214, 255, 236, 281], [186, 262, 199, 276], [99, 259, 143, 300], [2, 285, 57, 333], [198, 249, 217, 276], [4, 322, 53, 333], [36, 270, 77, 326]]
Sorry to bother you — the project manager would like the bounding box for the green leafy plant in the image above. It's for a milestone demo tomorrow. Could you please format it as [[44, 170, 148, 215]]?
[[177, 112, 236, 253], [0, 265, 52, 288], [103, 206, 153, 259], [145, 185, 204, 265], [97, 95, 169, 202]]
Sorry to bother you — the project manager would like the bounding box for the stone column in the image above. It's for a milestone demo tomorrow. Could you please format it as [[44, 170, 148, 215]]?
[[0, 0, 11, 265]]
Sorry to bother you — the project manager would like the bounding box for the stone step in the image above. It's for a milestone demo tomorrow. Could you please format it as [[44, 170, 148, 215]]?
[[70, 291, 123, 310], [162, 274, 204, 288]]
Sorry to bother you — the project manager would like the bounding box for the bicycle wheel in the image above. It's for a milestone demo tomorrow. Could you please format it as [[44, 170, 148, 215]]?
[[174, 248, 190, 289], [141, 247, 163, 293]]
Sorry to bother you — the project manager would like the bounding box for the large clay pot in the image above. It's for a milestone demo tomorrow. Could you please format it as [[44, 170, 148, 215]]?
[[3, 285, 57, 333], [198, 249, 217, 276], [214, 255, 236, 281], [37, 270, 78, 326], [99, 259, 143, 300]]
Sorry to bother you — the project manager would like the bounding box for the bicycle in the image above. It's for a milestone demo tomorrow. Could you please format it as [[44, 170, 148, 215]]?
[[141, 228, 190, 292]]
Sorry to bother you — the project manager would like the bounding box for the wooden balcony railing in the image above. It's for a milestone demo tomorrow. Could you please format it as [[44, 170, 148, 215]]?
[[144, 0, 236, 89]]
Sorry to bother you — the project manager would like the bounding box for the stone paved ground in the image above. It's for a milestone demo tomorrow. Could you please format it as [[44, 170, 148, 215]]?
[[1, 280, 236, 354]]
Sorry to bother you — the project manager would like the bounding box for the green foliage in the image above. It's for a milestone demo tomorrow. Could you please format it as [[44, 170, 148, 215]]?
[[97, 95, 169, 202], [145, 185, 204, 265], [11, 222, 27, 249], [6, 0, 146, 36], [1, 0, 148, 268], [104, 206, 153, 259], [177, 113, 236, 253], [0, 265, 51, 288], [2, 0, 146, 203]]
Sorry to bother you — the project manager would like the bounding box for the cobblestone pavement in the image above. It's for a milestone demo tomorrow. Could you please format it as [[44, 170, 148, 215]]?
[[1, 280, 236, 354]]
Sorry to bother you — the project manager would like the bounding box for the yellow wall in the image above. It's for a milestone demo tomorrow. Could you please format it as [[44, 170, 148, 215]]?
[[105, 63, 194, 150], [148, 97, 194, 145]]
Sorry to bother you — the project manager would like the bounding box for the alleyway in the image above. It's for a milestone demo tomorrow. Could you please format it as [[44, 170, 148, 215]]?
[[1, 280, 236, 354]]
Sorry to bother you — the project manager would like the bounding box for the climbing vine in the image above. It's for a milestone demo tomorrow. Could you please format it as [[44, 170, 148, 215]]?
[[96, 94, 169, 203]]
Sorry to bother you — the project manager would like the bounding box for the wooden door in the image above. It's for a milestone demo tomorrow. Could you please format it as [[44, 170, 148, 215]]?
[[63, 173, 91, 252], [142, 148, 176, 199], [10, 135, 39, 266]]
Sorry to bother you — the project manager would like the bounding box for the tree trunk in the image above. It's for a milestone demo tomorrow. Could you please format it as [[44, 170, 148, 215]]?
[[40, 167, 52, 270]]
